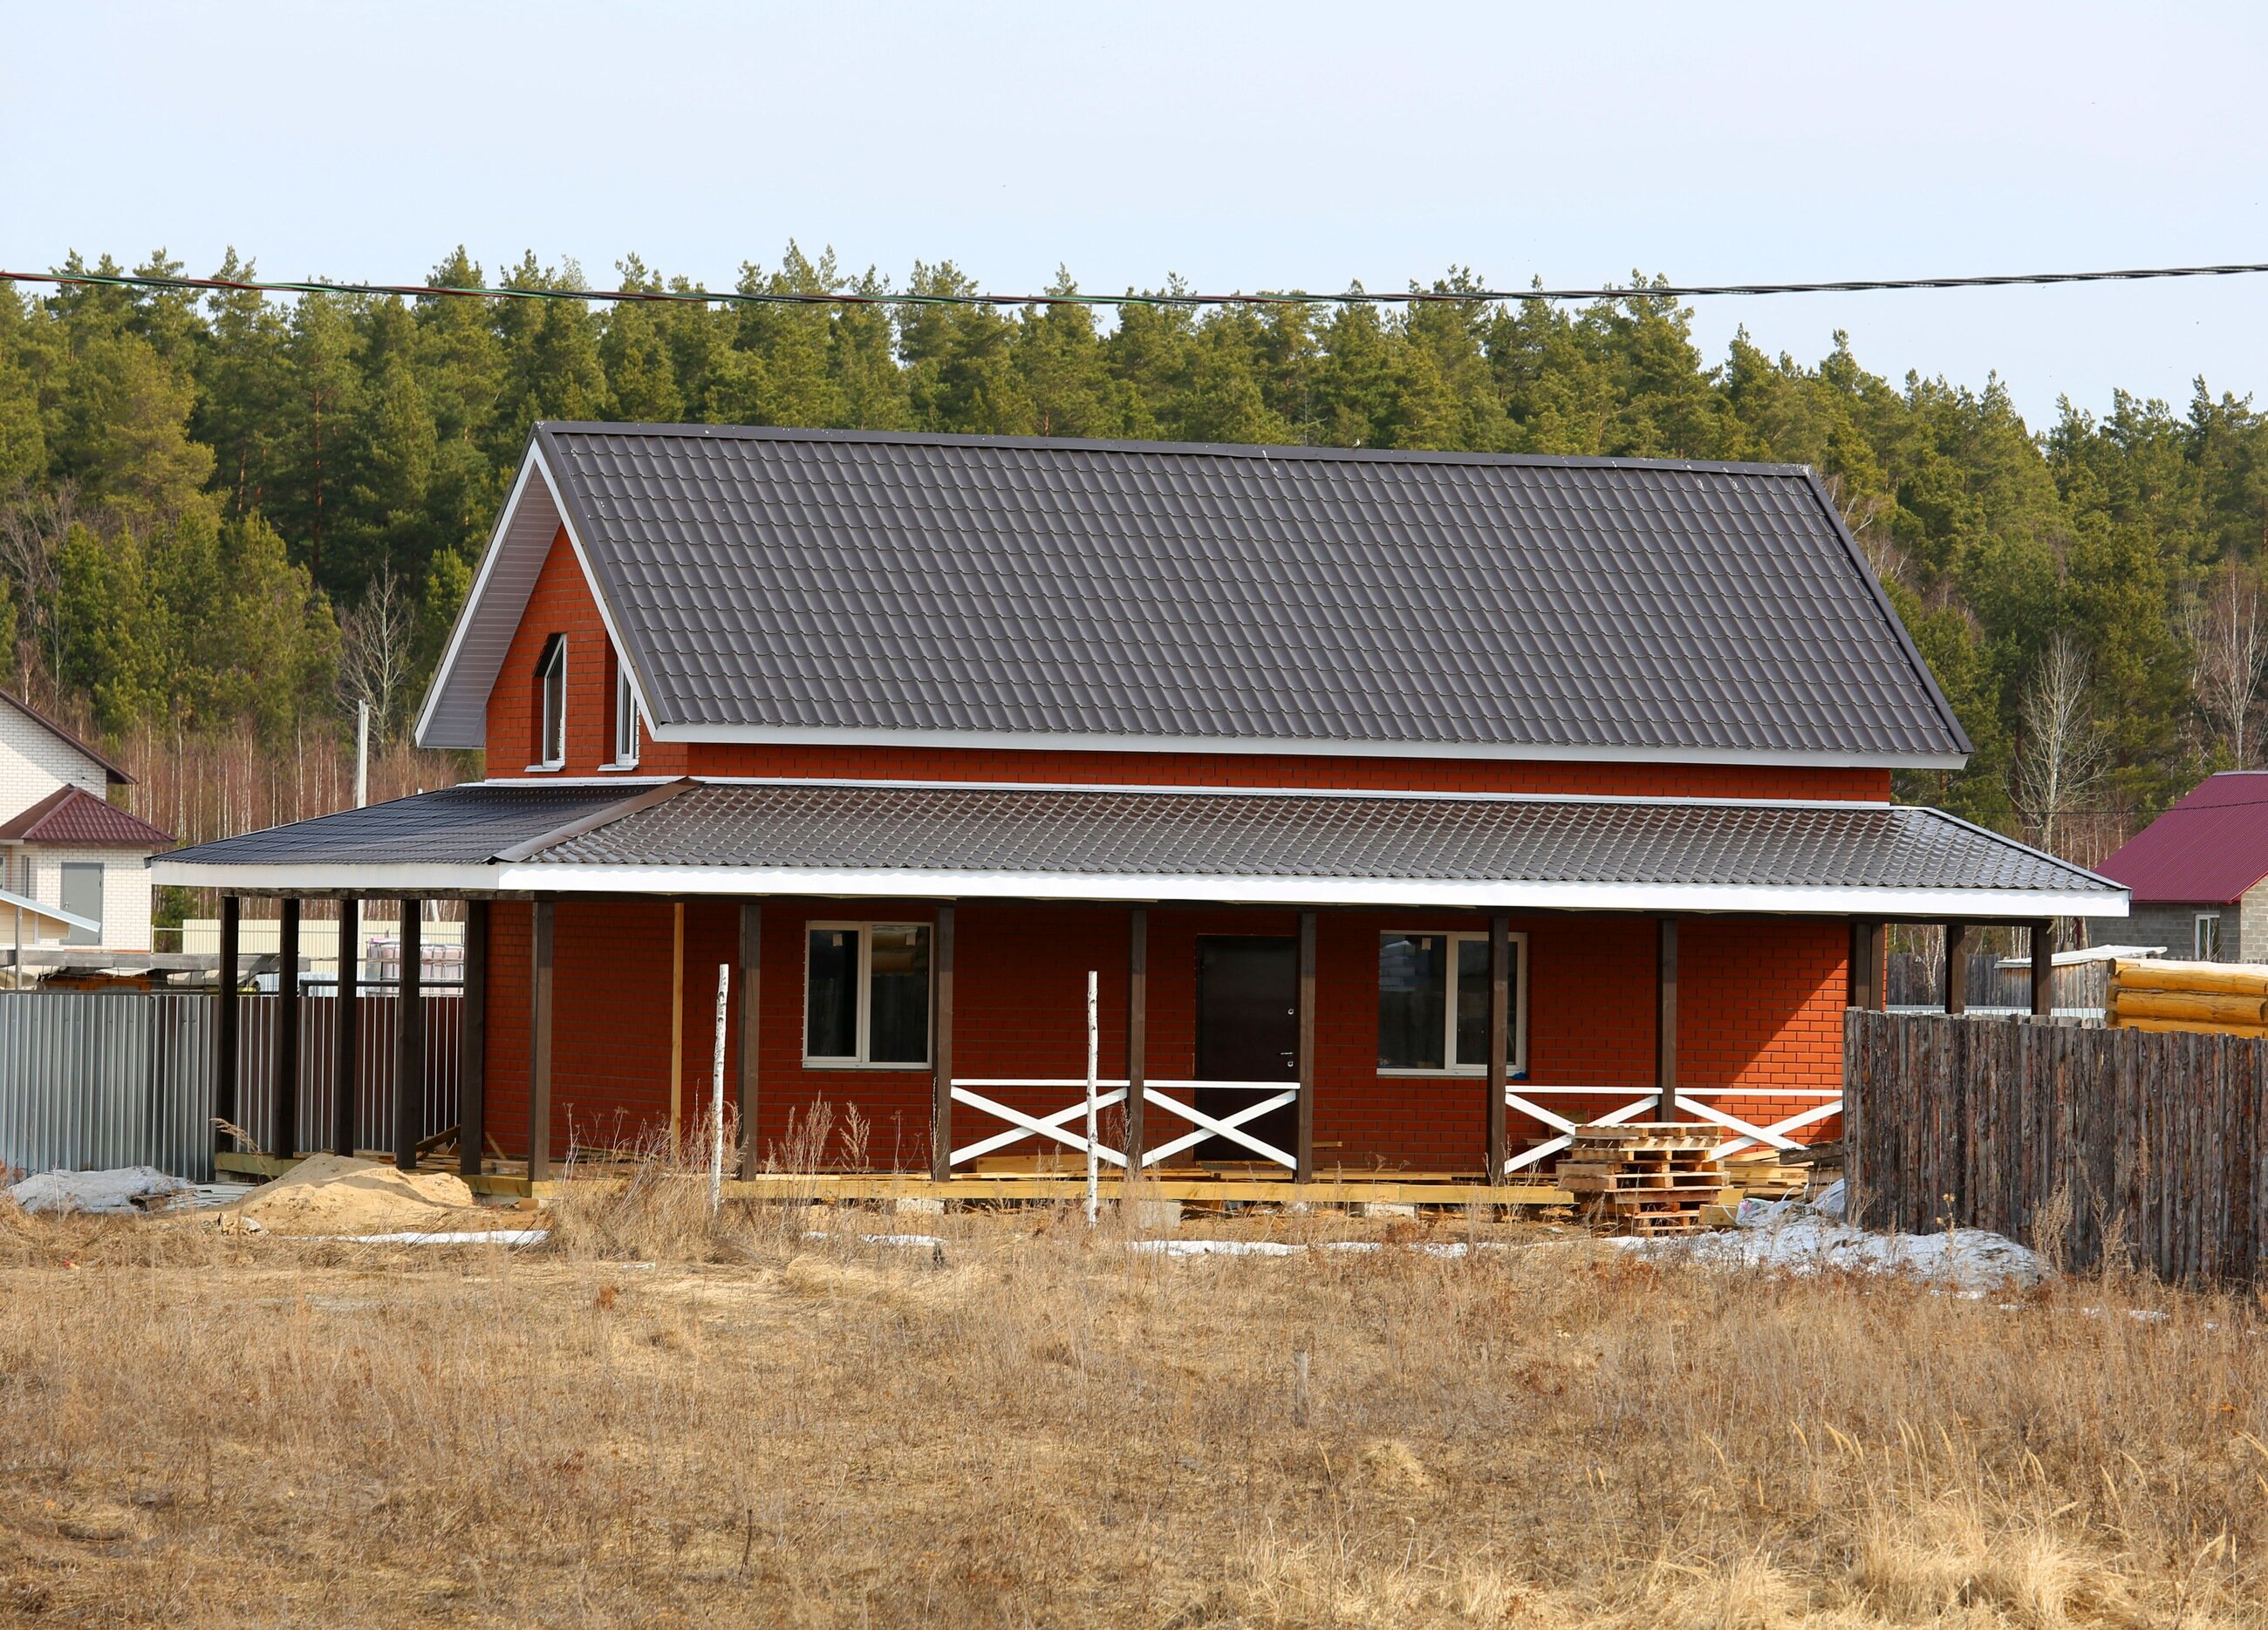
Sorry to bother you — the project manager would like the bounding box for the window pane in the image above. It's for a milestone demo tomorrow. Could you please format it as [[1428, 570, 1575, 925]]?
[[1454, 938, 1492, 1068], [806, 929, 858, 1058], [866, 925, 931, 1064], [615, 668, 636, 761], [1377, 934, 1445, 1068]]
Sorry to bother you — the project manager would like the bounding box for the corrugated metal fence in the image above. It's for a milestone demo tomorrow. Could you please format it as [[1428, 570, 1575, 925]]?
[[0, 991, 461, 1185], [1847, 1008, 2268, 1286]]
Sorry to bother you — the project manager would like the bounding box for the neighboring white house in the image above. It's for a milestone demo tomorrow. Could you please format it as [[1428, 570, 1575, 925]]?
[[0, 691, 171, 955]]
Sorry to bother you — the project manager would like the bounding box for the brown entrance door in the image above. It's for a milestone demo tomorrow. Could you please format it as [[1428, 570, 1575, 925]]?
[[1194, 936, 1299, 1165]]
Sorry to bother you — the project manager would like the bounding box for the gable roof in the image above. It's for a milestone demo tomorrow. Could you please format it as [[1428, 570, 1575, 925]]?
[[2097, 772, 2268, 904], [418, 424, 1971, 769], [0, 692, 133, 786], [0, 784, 171, 848]]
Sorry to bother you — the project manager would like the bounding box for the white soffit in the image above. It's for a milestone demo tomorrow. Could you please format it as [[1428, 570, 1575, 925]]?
[[413, 453, 565, 751]]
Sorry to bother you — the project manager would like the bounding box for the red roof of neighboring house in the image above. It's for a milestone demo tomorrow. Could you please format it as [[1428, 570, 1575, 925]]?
[[0, 784, 172, 849], [2097, 771, 2268, 904], [0, 691, 133, 786]]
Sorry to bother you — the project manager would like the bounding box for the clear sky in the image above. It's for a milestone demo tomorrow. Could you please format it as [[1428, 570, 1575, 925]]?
[[5, 0, 2263, 428]]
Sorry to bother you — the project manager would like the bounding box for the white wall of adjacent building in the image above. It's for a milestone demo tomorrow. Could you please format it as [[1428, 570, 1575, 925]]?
[[0, 703, 106, 810], [3, 847, 153, 951]]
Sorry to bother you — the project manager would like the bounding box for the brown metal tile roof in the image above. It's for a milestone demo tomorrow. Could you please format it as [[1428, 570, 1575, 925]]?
[[0, 785, 173, 848]]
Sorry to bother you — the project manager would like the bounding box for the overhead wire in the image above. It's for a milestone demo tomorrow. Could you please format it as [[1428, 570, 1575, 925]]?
[[6, 260, 2268, 310]]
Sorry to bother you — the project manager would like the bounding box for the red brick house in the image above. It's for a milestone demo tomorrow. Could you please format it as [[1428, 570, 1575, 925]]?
[[156, 426, 2127, 1192]]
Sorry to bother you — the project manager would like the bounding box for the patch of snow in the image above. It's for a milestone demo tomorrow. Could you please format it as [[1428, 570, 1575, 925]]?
[[303, 1228, 550, 1246], [8, 1166, 190, 1216], [1618, 1211, 2049, 1291]]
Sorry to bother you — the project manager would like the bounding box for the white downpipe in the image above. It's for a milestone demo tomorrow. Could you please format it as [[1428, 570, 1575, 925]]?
[[1085, 971, 1100, 1226], [710, 962, 729, 1214]]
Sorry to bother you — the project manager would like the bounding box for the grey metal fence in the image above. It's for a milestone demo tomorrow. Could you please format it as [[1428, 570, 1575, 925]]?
[[0, 991, 461, 1185]]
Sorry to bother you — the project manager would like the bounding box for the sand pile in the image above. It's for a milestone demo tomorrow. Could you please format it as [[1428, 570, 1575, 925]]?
[[216, 1154, 490, 1236]]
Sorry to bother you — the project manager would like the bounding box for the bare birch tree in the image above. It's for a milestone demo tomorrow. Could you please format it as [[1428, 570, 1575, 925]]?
[[2014, 634, 2110, 857], [336, 565, 415, 742], [2188, 559, 2268, 768]]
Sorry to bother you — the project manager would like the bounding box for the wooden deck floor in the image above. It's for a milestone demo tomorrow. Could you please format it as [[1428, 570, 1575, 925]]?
[[213, 1151, 1573, 1208]]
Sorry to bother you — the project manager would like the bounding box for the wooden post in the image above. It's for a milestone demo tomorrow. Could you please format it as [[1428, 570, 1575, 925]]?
[[1656, 917, 1678, 1119], [274, 898, 300, 1160], [669, 901, 685, 1156], [530, 898, 555, 1183], [1126, 907, 1148, 1170], [394, 903, 423, 1170], [459, 899, 488, 1177], [2030, 918, 2056, 1019], [738, 900, 761, 1177], [931, 904, 954, 1181], [1868, 921, 1889, 1013], [1295, 910, 1317, 1183], [332, 898, 359, 1156], [215, 897, 240, 1153], [1487, 913, 1509, 1181], [1944, 920, 1969, 1016]]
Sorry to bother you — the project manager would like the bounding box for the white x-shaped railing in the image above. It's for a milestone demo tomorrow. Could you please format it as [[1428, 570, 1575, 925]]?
[[948, 1078, 1300, 1173], [1501, 1082, 1843, 1175]]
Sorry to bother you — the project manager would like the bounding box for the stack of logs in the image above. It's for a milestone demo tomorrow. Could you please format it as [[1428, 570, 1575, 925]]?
[[2107, 958, 2268, 1039], [1554, 1124, 1727, 1236]]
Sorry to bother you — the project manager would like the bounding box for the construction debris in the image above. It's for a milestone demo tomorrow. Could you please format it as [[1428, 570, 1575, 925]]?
[[8, 1166, 191, 1216], [1718, 1149, 1811, 1202], [1553, 1124, 1731, 1236]]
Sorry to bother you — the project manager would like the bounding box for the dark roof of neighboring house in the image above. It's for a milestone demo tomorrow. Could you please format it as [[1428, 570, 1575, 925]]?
[[0, 784, 172, 848], [0, 692, 133, 786], [159, 778, 2118, 914], [2097, 771, 2268, 904], [418, 425, 1971, 768]]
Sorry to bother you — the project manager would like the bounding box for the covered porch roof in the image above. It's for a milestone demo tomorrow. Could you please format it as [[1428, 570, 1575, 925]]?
[[153, 777, 2128, 919]]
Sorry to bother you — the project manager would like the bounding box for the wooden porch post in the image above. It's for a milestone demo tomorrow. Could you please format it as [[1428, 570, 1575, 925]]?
[[1126, 906, 1147, 1170], [1486, 913, 1509, 1181], [2030, 918, 2057, 1019], [393, 904, 423, 1170], [332, 897, 359, 1156], [1295, 910, 1316, 1183], [1868, 922, 1889, 1013], [273, 897, 300, 1160], [1655, 917, 1678, 1119], [529, 898, 555, 1183], [931, 903, 954, 1181], [459, 899, 488, 1177], [738, 900, 761, 1177], [215, 897, 240, 1155], [1943, 920, 1969, 1016]]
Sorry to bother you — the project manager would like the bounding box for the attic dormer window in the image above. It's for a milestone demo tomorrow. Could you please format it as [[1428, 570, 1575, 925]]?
[[534, 635, 566, 769]]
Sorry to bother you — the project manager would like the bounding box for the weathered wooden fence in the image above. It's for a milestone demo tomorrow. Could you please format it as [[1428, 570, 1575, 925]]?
[[0, 991, 461, 1185], [1847, 1009, 2268, 1285]]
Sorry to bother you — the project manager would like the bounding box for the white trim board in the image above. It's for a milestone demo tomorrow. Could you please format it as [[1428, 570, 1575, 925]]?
[[147, 857, 2129, 917]]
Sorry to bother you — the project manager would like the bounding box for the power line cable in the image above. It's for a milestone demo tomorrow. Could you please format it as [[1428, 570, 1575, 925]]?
[[6, 260, 2268, 310]]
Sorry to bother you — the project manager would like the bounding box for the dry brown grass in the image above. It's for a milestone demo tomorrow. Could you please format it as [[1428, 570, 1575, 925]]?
[[0, 1177, 2263, 1628]]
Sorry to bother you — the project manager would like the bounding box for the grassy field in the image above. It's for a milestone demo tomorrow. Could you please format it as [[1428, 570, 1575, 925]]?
[[0, 1182, 2263, 1628]]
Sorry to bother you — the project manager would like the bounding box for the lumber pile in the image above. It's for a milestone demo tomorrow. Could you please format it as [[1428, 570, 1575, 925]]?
[[1718, 1149, 1810, 1201], [2106, 958, 2268, 1038], [1554, 1124, 1730, 1236]]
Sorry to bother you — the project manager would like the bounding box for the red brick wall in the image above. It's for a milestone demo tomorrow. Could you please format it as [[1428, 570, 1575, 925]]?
[[482, 527, 1890, 801], [482, 897, 1846, 1176]]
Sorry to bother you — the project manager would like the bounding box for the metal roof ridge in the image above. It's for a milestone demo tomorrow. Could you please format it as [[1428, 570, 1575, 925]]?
[[491, 777, 701, 863], [529, 420, 1814, 479]]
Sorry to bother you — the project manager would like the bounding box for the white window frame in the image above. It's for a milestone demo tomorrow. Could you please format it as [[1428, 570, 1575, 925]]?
[[2196, 911, 2223, 961], [531, 635, 567, 772], [611, 658, 640, 768], [802, 920, 932, 1068], [1376, 928, 1529, 1078]]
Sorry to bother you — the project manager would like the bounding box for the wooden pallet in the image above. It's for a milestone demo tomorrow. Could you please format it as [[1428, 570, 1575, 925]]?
[[1560, 1123, 1730, 1234]]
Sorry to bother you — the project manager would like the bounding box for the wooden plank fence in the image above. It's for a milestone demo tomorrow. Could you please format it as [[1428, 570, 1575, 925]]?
[[1847, 1009, 2268, 1285]]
